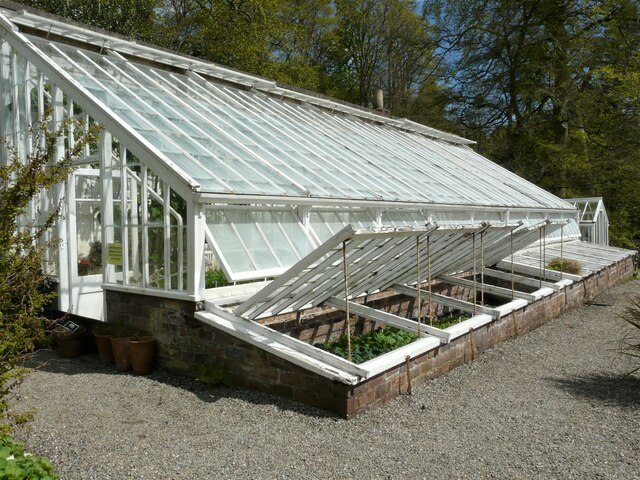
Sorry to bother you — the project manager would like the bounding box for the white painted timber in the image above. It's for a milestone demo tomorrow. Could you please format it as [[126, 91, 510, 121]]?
[[531, 287, 555, 300], [555, 279, 574, 288], [393, 284, 501, 318], [483, 268, 562, 292], [438, 274, 537, 302], [358, 337, 441, 378], [196, 307, 365, 383], [325, 297, 450, 343], [444, 314, 493, 341], [234, 225, 356, 318], [496, 261, 582, 282], [494, 298, 529, 317]]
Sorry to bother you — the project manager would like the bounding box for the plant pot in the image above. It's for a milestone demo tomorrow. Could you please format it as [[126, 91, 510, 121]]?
[[53, 330, 85, 358], [128, 336, 155, 375], [94, 334, 114, 364], [110, 337, 131, 372]]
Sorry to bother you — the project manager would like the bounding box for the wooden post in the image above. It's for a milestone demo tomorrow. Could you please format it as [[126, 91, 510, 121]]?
[[342, 240, 352, 362], [427, 234, 433, 326], [405, 355, 412, 395], [416, 236, 422, 337]]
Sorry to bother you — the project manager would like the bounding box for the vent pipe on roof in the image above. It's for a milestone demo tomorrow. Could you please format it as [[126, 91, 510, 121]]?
[[373, 89, 384, 111]]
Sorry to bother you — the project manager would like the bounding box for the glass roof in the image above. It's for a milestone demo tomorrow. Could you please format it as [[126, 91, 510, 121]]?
[[29, 35, 575, 210]]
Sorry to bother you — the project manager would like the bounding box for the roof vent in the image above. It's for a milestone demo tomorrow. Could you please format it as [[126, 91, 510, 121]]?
[[373, 89, 384, 110]]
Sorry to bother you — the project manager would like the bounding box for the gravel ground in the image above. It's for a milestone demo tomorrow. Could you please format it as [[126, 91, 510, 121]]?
[[12, 279, 640, 480]]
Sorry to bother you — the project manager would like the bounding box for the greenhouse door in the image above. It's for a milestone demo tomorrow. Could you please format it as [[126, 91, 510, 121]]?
[[68, 169, 104, 320]]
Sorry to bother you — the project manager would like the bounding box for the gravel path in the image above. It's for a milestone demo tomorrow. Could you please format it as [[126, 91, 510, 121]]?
[[13, 279, 640, 479]]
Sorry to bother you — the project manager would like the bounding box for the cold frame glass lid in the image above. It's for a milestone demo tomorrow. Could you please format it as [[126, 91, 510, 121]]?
[[205, 208, 316, 281]]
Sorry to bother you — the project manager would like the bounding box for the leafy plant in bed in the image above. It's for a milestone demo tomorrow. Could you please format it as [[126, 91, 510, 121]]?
[[431, 312, 470, 329], [315, 327, 417, 364]]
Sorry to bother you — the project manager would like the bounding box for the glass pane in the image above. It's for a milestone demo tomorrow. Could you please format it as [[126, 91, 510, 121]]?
[[147, 226, 164, 288], [206, 208, 315, 280], [76, 201, 102, 276]]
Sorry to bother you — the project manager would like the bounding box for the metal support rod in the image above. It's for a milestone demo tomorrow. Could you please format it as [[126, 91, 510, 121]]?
[[342, 240, 352, 362], [416, 236, 422, 337]]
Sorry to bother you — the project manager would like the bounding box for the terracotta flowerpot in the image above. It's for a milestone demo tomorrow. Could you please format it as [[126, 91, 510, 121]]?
[[110, 337, 131, 372], [94, 334, 114, 364], [53, 330, 84, 358], [128, 336, 155, 375]]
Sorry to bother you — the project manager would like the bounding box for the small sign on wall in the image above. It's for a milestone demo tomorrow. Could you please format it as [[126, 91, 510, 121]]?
[[107, 242, 122, 266]]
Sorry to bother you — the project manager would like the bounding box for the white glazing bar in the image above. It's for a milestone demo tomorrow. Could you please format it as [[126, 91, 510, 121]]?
[[129, 168, 140, 284], [0, 23, 197, 198], [100, 130, 114, 284], [176, 197, 184, 291], [10, 51, 19, 159], [141, 164, 149, 288], [52, 85, 69, 310], [273, 99, 431, 202], [401, 134, 536, 207], [120, 65, 315, 197], [67, 99, 75, 151], [257, 93, 426, 202], [187, 202, 206, 296], [65, 49, 225, 183], [99, 55, 301, 196], [120, 144, 129, 286], [173, 72, 372, 199], [0, 41, 6, 166], [163, 181, 171, 290], [208, 84, 411, 201], [320, 111, 471, 205], [253, 221, 284, 268]]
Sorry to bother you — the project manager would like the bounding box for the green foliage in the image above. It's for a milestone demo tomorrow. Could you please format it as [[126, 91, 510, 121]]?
[[431, 312, 469, 329], [205, 269, 228, 289], [0, 435, 58, 480], [546, 258, 582, 275], [315, 326, 417, 364], [0, 113, 100, 433], [195, 364, 224, 386], [620, 296, 640, 374]]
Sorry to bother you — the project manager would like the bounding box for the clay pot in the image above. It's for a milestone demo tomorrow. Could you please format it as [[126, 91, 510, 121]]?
[[110, 337, 131, 372], [94, 334, 114, 364], [128, 336, 155, 375], [53, 329, 85, 358]]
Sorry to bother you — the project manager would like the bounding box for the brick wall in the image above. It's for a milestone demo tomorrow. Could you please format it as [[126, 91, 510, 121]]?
[[104, 256, 635, 419]]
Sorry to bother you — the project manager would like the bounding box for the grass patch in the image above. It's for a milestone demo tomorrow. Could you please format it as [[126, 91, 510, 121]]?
[[546, 257, 581, 274]]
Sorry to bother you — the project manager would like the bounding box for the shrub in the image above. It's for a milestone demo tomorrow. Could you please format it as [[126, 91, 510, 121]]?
[[0, 113, 99, 433], [0, 435, 58, 479], [205, 269, 228, 289], [546, 258, 581, 274], [620, 296, 640, 374]]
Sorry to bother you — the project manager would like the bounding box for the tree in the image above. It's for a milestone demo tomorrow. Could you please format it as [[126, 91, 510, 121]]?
[[20, 0, 161, 42], [0, 114, 99, 432]]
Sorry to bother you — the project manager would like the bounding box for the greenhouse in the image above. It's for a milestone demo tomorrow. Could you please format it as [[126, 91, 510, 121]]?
[[1, 6, 635, 416]]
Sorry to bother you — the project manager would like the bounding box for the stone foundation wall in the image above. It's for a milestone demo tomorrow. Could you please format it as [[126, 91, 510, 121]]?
[[104, 256, 635, 418]]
